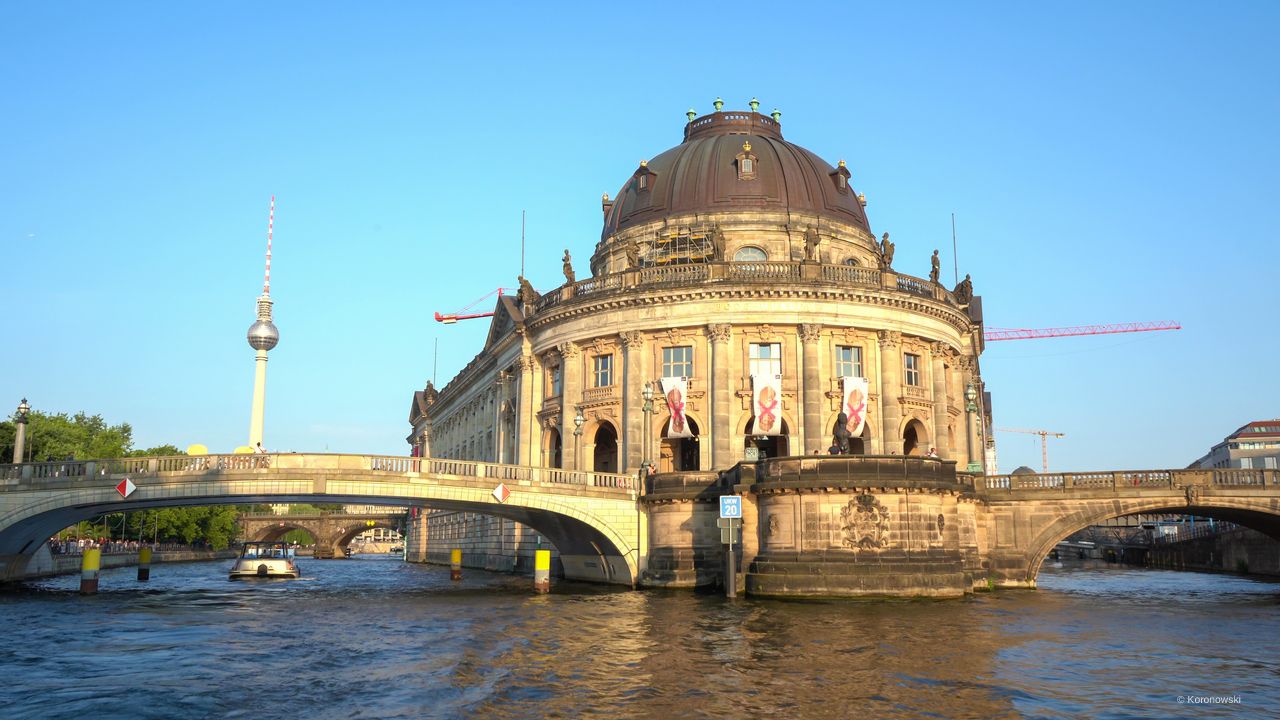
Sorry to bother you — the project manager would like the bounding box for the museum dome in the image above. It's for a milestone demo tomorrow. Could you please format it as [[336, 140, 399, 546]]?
[[602, 107, 871, 239]]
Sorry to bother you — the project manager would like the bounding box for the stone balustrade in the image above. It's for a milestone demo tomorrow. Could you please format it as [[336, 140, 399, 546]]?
[[978, 468, 1279, 493]]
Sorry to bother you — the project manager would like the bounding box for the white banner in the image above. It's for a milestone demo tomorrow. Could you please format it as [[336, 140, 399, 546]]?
[[751, 374, 783, 436], [841, 376, 869, 438], [660, 377, 692, 438]]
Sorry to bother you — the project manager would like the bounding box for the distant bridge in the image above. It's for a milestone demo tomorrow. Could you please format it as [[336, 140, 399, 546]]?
[[975, 467, 1280, 587], [0, 453, 639, 585], [239, 512, 406, 559]]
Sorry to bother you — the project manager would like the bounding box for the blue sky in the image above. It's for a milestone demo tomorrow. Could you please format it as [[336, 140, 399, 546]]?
[[3, 2, 1277, 472]]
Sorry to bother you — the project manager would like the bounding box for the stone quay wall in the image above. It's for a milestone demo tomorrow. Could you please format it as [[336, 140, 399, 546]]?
[[1149, 527, 1280, 577], [406, 511, 562, 577], [17, 546, 236, 581]]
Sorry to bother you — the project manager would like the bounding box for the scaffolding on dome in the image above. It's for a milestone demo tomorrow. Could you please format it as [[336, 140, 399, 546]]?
[[645, 225, 715, 265]]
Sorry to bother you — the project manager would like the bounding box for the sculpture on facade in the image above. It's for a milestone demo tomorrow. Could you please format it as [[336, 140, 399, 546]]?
[[625, 239, 641, 269], [880, 232, 895, 269], [422, 381, 438, 407], [832, 411, 852, 454], [517, 275, 538, 307], [562, 249, 575, 284], [804, 225, 821, 262], [953, 274, 973, 306], [930, 249, 941, 284], [708, 223, 726, 261]]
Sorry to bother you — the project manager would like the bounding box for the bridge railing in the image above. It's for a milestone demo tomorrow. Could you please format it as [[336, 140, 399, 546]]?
[[979, 468, 1279, 492], [0, 453, 637, 494]]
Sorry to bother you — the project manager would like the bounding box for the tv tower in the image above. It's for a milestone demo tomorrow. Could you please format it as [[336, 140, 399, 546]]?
[[246, 196, 280, 448]]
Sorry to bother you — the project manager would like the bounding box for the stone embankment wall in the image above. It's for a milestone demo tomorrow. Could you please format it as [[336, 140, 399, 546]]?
[[19, 546, 237, 580], [1148, 527, 1280, 577], [405, 511, 561, 577]]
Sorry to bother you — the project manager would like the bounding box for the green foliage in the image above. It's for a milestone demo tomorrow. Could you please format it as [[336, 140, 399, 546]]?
[[1, 410, 135, 462], [281, 529, 315, 544], [124, 506, 241, 550]]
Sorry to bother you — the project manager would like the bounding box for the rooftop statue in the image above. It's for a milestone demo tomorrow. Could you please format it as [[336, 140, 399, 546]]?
[[562, 249, 576, 284], [880, 232, 895, 269], [930, 249, 941, 284], [708, 223, 726, 261], [625, 240, 641, 269], [517, 275, 538, 307], [953, 273, 973, 306]]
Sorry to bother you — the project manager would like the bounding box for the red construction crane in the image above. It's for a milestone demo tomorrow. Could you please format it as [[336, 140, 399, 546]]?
[[984, 321, 1180, 342], [995, 427, 1065, 473], [433, 287, 509, 324]]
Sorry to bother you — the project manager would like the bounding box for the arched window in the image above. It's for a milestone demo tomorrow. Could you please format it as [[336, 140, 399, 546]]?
[[734, 246, 767, 262]]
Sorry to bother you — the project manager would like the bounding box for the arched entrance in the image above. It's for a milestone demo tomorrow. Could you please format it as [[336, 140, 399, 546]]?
[[744, 417, 790, 460], [593, 422, 618, 473], [903, 419, 929, 456], [659, 417, 701, 472], [544, 427, 562, 468]]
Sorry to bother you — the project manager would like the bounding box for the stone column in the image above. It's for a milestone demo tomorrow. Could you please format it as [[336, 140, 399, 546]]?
[[558, 341, 582, 470], [708, 323, 734, 469], [878, 330, 903, 455], [930, 343, 951, 459], [799, 323, 824, 455], [516, 355, 536, 466], [620, 331, 645, 473]]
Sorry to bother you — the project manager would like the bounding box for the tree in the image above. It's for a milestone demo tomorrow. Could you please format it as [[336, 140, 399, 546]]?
[[0, 410, 134, 462]]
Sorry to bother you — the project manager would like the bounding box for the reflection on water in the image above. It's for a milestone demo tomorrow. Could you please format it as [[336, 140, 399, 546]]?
[[2, 559, 1277, 718]]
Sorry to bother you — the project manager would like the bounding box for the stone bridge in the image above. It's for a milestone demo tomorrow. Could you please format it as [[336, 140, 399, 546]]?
[[0, 453, 640, 585], [239, 512, 406, 559], [975, 467, 1280, 588]]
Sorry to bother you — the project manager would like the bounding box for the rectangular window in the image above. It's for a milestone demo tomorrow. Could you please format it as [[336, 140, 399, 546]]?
[[662, 346, 693, 377], [904, 353, 921, 386], [749, 342, 782, 377], [593, 354, 614, 387], [548, 365, 562, 397], [835, 345, 863, 378]]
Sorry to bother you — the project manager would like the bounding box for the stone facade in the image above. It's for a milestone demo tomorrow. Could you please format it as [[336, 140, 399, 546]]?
[[405, 107, 992, 588]]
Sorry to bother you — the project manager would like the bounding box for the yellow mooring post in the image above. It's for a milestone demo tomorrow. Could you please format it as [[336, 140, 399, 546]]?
[[450, 548, 462, 581], [137, 546, 152, 582], [80, 547, 101, 594], [533, 549, 551, 593]]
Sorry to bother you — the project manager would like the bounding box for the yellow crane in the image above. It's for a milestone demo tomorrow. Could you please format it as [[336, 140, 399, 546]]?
[[995, 427, 1065, 473]]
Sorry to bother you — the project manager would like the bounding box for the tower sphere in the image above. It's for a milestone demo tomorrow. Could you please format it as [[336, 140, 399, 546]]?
[[247, 319, 279, 350]]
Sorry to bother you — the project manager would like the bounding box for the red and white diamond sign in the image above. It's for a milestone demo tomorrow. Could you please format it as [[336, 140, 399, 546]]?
[[116, 477, 136, 498], [492, 483, 510, 503]]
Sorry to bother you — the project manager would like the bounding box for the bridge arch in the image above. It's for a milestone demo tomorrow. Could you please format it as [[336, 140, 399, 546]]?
[[0, 454, 640, 586], [1020, 498, 1280, 584]]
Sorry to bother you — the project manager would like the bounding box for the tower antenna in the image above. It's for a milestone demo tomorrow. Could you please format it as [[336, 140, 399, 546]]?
[[521, 210, 526, 277], [951, 212, 958, 286], [265, 195, 275, 295], [433, 338, 439, 386]]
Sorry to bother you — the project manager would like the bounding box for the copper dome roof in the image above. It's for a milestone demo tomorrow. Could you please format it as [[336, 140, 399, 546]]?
[[602, 110, 870, 239]]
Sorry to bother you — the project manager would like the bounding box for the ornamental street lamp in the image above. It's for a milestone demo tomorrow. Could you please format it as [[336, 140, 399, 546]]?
[[13, 398, 30, 464], [573, 406, 585, 472], [641, 382, 655, 482], [964, 383, 981, 473]]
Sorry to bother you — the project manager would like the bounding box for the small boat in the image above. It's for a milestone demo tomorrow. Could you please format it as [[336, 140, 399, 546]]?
[[229, 541, 301, 580], [389, 545, 404, 555]]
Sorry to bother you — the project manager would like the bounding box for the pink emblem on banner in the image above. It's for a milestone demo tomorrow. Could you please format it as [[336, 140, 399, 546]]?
[[842, 376, 868, 438], [660, 377, 692, 438]]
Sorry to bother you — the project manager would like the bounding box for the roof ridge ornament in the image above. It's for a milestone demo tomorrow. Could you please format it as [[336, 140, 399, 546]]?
[[713, 97, 724, 112], [749, 97, 760, 113]]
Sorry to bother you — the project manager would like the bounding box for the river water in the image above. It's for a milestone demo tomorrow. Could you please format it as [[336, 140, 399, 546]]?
[[2, 557, 1276, 719]]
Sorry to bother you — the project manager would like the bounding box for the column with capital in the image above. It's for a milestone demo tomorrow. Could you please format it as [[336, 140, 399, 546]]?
[[799, 324, 824, 454], [558, 341, 582, 470], [878, 330, 903, 455], [708, 324, 733, 468], [515, 354, 537, 466], [620, 331, 646, 473], [930, 343, 951, 459]]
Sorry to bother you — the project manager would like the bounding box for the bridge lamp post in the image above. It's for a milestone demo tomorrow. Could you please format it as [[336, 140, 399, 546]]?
[[13, 398, 30, 464], [573, 406, 585, 473], [964, 383, 981, 473]]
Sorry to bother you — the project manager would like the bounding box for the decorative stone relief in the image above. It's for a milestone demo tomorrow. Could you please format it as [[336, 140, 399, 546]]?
[[936, 513, 945, 536], [765, 513, 781, 539], [755, 324, 777, 340], [1185, 485, 1201, 506], [840, 494, 890, 550], [619, 331, 644, 349], [662, 328, 689, 345], [515, 355, 538, 373], [877, 330, 901, 348], [798, 323, 823, 343], [558, 341, 581, 359], [707, 323, 732, 344]]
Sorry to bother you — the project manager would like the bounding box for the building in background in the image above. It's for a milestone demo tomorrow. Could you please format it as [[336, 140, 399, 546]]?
[[1191, 420, 1280, 470]]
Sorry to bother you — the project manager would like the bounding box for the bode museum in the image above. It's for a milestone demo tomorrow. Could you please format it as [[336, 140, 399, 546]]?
[[405, 102, 993, 597]]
